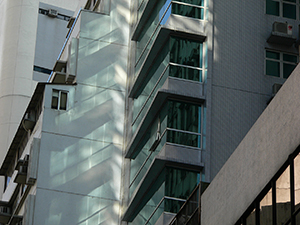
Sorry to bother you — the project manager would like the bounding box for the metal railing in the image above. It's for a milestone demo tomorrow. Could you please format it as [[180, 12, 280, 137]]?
[[169, 182, 209, 225]]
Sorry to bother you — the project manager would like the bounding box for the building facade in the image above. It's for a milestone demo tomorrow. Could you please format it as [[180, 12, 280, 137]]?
[[201, 62, 300, 225], [0, 0, 299, 224], [0, 0, 78, 185], [0, 0, 130, 224], [122, 0, 300, 224]]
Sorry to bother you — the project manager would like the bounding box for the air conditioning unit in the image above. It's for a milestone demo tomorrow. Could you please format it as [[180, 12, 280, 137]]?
[[273, 22, 292, 35], [48, 9, 58, 18]]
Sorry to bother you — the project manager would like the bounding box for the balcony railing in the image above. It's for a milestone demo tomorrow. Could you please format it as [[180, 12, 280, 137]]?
[[129, 128, 202, 197], [169, 182, 209, 225], [132, 63, 203, 133], [144, 196, 186, 225], [135, 0, 205, 75]]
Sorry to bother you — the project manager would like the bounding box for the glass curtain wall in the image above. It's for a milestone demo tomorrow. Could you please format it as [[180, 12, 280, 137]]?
[[130, 100, 203, 197], [135, 0, 206, 74], [130, 167, 199, 225], [235, 149, 300, 225], [132, 37, 204, 133]]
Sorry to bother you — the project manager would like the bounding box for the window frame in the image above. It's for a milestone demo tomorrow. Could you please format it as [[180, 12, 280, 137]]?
[[266, 0, 299, 20], [51, 89, 68, 110], [265, 50, 298, 79]]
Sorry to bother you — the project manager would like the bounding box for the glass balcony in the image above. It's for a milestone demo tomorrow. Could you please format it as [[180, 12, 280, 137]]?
[[135, 1, 205, 77], [129, 167, 200, 225], [132, 63, 203, 134], [129, 128, 201, 197], [144, 197, 186, 225]]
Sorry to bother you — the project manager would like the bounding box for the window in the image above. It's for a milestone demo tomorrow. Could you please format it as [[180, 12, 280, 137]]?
[[266, 0, 298, 19], [33, 65, 52, 75], [51, 89, 67, 110], [38, 8, 71, 21], [266, 50, 298, 79]]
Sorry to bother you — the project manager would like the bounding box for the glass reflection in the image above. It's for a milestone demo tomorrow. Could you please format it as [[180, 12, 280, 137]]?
[[246, 209, 256, 225], [276, 165, 291, 225], [296, 211, 300, 225], [260, 188, 272, 225]]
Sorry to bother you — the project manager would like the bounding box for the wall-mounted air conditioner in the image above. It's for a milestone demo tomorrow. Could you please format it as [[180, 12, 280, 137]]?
[[48, 9, 58, 18], [273, 22, 292, 35], [267, 22, 296, 45]]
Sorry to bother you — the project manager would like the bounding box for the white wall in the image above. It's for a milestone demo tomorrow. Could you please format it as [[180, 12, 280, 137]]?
[[32, 4, 130, 224], [0, 0, 39, 166], [41, 0, 82, 12]]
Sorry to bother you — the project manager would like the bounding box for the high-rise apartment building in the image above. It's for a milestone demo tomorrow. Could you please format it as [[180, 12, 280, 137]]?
[[122, 0, 300, 224], [0, 0, 78, 172], [0, 0, 130, 224], [0, 0, 80, 200], [0, 0, 299, 224]]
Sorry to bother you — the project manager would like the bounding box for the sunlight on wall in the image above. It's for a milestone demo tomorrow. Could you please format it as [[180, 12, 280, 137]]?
[[116, 4, 131, 23], [114, 64, 127, 89]]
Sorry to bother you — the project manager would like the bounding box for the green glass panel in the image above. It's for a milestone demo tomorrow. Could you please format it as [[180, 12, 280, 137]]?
[[169, 65, 202, 81], [130, 179, 165, 225], [170, 37, 202, 67], [167, 130, 200, 147], [167, 100, 200, 132], [165, 198, 185, 213], [266, 51, 280, 59], [283, 3, 296, 19], [283, 63, 296, 78], [266, 60, 280, 77], [266, 0, 279, 16], [284, 0, 296, 3], [135, 0, 166, 65], [165, 167, 199, 210], [283, 54, 297, 63], [172, 3, 203, 19]]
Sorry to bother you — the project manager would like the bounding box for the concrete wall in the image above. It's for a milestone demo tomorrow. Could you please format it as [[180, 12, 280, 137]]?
[[0, 0, 40, 165], [0, 0, 77, 196], [41, 0, 82, 11], [206, 0, 300, 180], [201, 64, 300, 225]]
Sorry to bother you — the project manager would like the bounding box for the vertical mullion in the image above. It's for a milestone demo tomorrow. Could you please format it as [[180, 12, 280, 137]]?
[[256, 201, 260, 225], [290, 156, 295, 225], [58, 90, 61, 110], [272, 180, 277, 225]]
